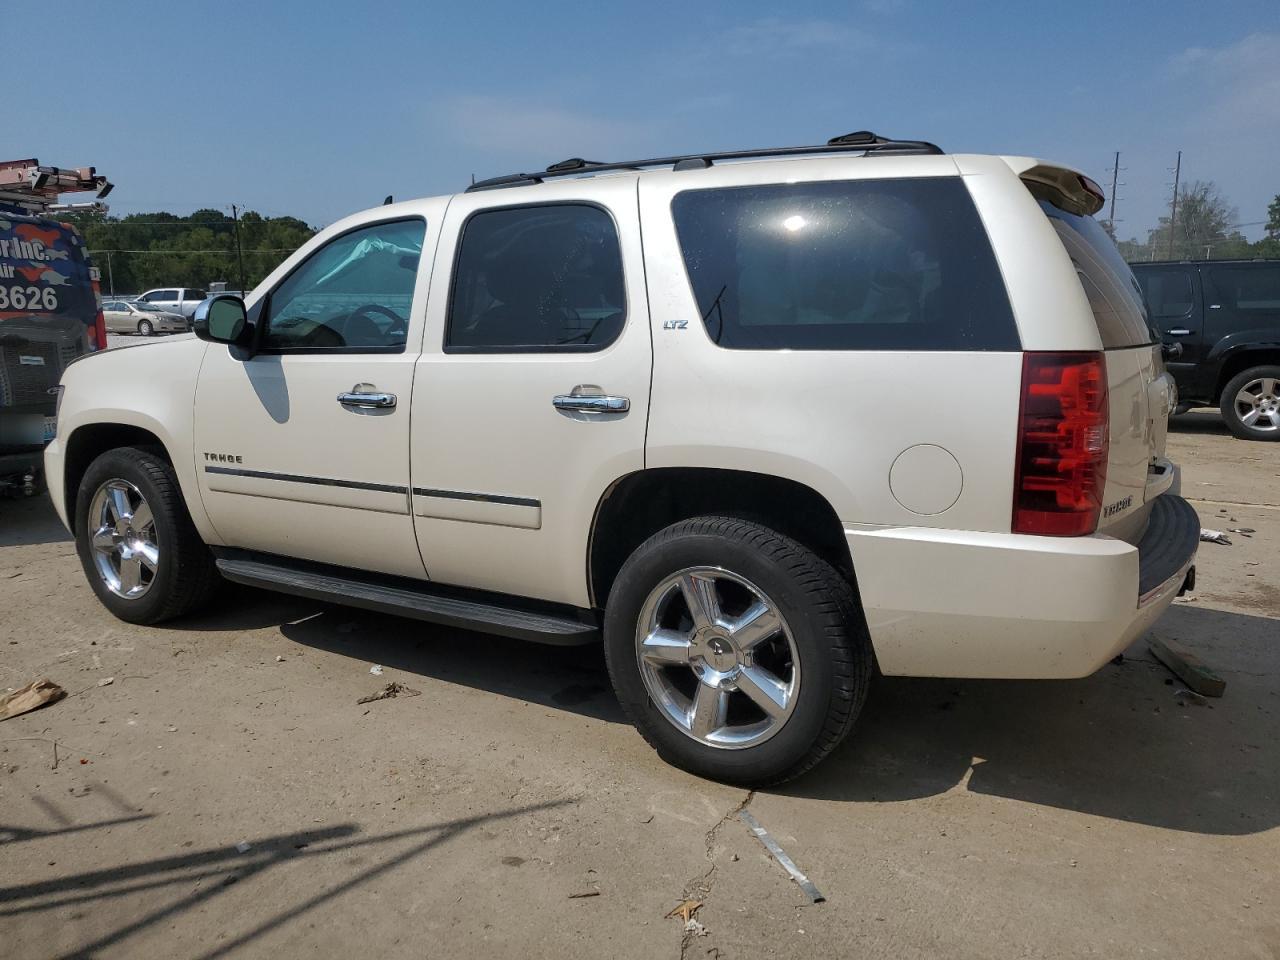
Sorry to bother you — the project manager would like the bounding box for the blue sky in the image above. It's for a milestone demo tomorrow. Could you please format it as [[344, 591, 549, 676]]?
[[17, 0, 1279, 239]]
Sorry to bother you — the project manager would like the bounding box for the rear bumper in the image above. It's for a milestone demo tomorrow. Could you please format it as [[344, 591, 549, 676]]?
[[846, 494, 1200, 679]]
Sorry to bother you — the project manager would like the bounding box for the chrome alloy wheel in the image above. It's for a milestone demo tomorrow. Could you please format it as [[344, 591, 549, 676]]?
[[1234, 377, 1280, 432], [88, 479, 158, 599], [635, 567, 800, 749]]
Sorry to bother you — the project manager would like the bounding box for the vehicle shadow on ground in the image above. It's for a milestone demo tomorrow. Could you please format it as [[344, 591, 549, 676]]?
[[0, 494, 72, 547], [0, 798, 567, 959], [786, 604, 1277, 836], [276, 603, 627, 724], [1169, 410, 1230, 435], [176, 586, 1277, 835]]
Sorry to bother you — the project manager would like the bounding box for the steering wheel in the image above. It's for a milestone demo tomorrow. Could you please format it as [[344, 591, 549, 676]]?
[[345, 303, 407, 341]]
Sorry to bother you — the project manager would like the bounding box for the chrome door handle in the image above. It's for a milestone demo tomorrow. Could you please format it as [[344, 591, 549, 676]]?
[[1166, 328, 1193, 336], [338, 385, 397, 408], [552, 394, 629, 414]]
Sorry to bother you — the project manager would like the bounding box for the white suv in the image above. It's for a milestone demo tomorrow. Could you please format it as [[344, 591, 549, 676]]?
[[45, 132, 1199, 784]]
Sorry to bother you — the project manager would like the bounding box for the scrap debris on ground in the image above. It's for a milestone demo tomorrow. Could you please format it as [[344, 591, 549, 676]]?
[[356, 682, 422, 705], [0, 679, 66, 721], [1149, 638, 1227, 698]]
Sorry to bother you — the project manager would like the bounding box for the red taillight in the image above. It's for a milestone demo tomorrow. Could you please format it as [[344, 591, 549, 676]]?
[[1012, 352, 1109, 536]]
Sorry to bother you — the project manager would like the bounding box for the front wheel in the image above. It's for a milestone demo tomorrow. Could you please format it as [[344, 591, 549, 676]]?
[[74, 446, 219, 624], [137, 319, 154, 336], [603, 516, 872, 786], [1220, 365, 1280, 441]]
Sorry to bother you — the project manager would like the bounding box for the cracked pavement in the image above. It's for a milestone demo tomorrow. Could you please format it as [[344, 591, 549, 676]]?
[[1, 410, 1278, 959]]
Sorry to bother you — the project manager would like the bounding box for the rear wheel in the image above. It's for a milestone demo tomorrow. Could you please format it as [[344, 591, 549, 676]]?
[[603, 516, 872, 786], [137, 318, 154, 336], [75, 446, 219, 623], [1220, 365, 1280, 441]]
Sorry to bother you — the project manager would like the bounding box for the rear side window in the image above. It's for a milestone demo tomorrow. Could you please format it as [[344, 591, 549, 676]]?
[[1036, 200, 1153, 347], [1204, 264, 1280, 313], [187, 289, 206, 301], [446, 204, 625, 352], [670, 178, 1018, 351], [1135, 267, 1194, 320]]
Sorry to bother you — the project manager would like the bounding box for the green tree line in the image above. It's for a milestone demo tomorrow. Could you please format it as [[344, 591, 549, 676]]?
[[62, 208, 317, 296], [1113, 182, 1280, 263]]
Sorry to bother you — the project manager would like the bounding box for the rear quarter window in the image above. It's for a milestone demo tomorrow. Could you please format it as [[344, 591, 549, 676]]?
[[670, 177, 1019, 351], [1035, 199, 1153, 348], [1204, 264, 1280, 313]]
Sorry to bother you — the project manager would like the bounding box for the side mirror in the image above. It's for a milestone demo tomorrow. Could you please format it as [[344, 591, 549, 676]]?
[[193, 295, 250, 345], [1161, 340, 1183, 361]]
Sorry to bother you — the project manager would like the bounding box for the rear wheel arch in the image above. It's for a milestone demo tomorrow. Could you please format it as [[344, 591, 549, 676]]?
[[587, 467, 858, 609], [1212, 347, 1280, 404]]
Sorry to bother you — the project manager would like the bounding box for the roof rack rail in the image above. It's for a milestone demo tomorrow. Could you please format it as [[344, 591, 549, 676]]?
[[466, 131, 943, 192]]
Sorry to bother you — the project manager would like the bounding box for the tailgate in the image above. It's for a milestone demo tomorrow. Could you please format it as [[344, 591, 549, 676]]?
[[1100, 343, 1175, 543], [1026, 171, 1172, 546]]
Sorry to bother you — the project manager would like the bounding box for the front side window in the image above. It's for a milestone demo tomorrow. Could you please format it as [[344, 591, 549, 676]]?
[[446, 204, 625, 352], [671, 178, 1019, 351], [1135, 267, 1195, 320], [144, 290, 177, 302], [263, 219, 425, 352], [1205, 264, 1280, 313]]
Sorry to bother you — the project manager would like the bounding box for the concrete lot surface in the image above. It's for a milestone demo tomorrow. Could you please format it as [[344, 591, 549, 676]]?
[[1, 413, 1277, 959]]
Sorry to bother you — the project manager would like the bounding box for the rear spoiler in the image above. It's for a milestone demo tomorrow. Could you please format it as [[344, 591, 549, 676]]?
[[1001, 158, 1106, 217]]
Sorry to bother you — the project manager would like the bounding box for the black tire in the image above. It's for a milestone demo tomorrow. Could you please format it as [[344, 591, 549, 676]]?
[[74, 446, 219, 624], [137, 319, 153, 336], [1219, 365, 1280, 441], [603, 516, 872, 786]]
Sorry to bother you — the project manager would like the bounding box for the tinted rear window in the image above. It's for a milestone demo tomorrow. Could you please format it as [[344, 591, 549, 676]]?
[[670, 178, 1019, 351], [1036, 200, 1153, 348]]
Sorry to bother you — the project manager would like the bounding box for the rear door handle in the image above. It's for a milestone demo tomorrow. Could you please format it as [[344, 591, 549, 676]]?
[[1166, 328, 1193, 336], [338, 383, 397, 408], [552, 394, 629, 414]]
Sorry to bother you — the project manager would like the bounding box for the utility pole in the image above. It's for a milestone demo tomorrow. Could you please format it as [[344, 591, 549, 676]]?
[[105, 250, 114, 297], [1166, 150, 1182, 259], [1107, 151, 1120, 227], [231, 203, 247, 294]]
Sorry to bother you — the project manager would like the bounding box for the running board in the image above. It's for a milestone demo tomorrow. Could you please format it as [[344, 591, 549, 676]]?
[[214, 553, 599, 645]]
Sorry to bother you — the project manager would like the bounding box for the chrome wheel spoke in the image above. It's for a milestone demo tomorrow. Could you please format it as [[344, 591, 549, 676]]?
[[728, 601, 782, 652], [91, 525, 118, 553], [1242, 408, 1261, 427], [737, 665, 789, 719], [131, 500, 154, 534], [688, 681, 730, 739], [1261, 378, 1278, 397], [136, 541, 159, 572], [1265, 410, 1280, 429], [117, 556, 142, 594], [1237, 386, 1259, 406], [640, 629, 693, 666], [107, 484, 133, 524], [679, 572, 721, 630]]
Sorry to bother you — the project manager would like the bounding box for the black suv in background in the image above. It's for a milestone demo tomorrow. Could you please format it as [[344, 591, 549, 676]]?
[[1132, 259, 1280, 441]]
